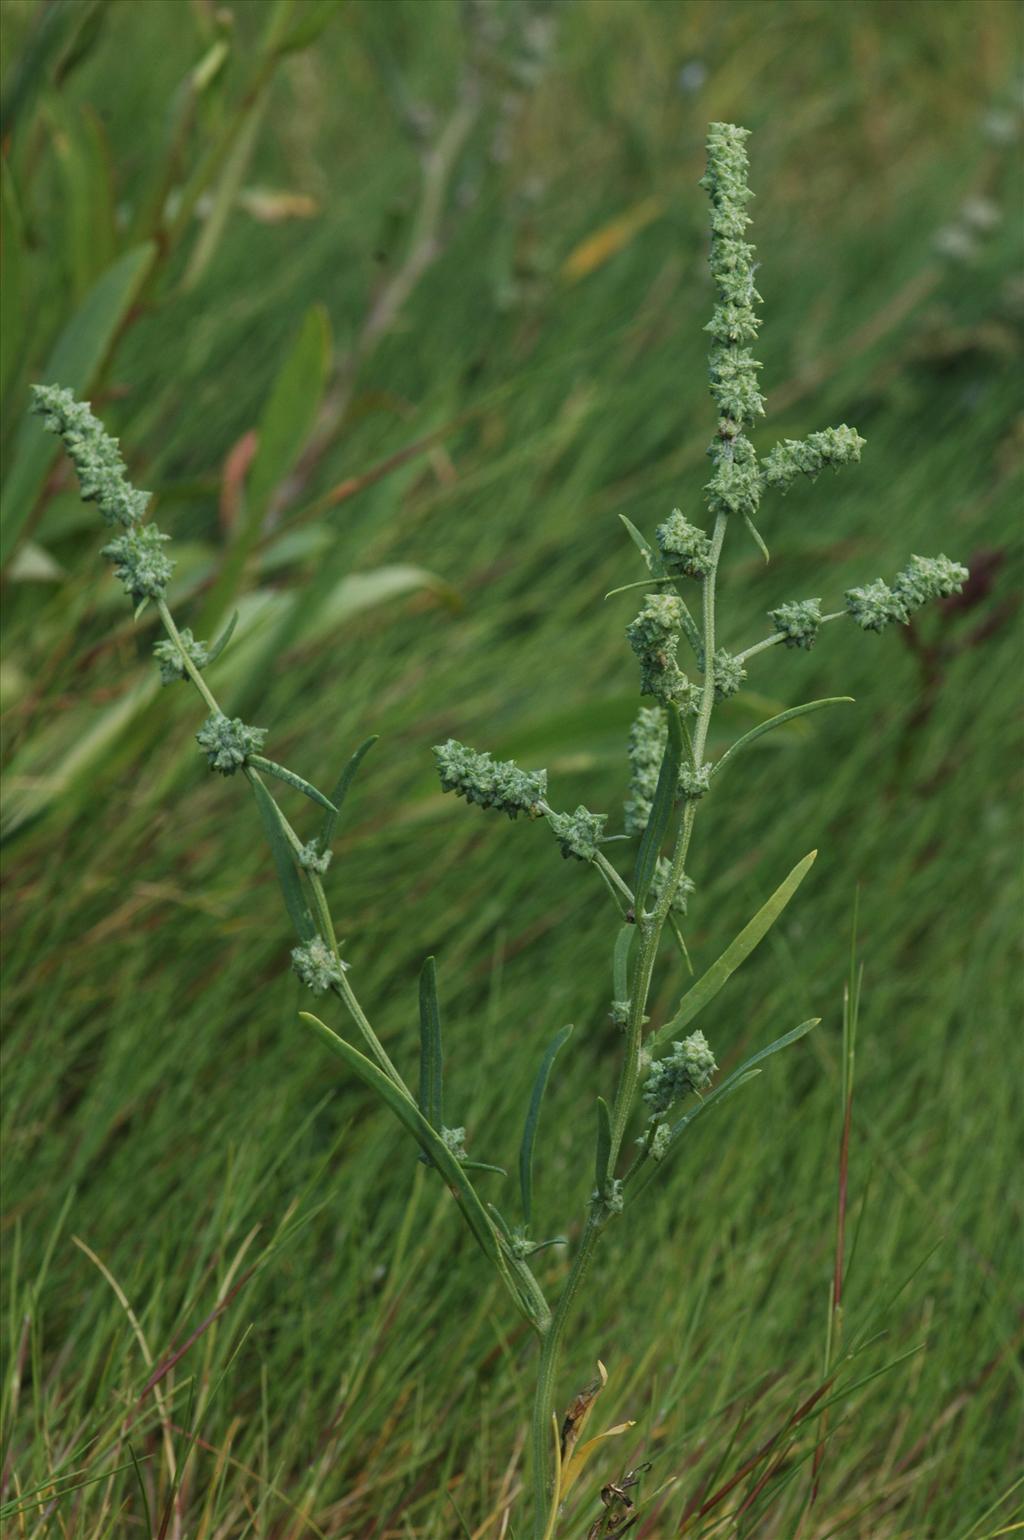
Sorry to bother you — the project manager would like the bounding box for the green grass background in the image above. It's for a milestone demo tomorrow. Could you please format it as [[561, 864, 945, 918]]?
[[1, 1, 1022, 1536]]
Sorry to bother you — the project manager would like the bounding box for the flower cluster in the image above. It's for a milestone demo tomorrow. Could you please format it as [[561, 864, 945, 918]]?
[[153, 628, 211, 685], [547, 806, 606, 862], [626, 594, 692, 706], [297, 840, 332, 875], [656, 510, 712, 579], [100, 525, 174, 605], [768, 597, 823, 650], [642, 1030, 718, 1119], [679, 763, 712, 801], [291, 937, 348, 994], [31, 384, 174, 605], [196, 712, 267, 774], [712, 648, 747, 701], [591, 1177, 624, 1222], [434, 739, 546, 819], [441, 1125, 469, 1162], [650, 858, 695, 915], [761, 425, 866, 495], [625, 706, 667, 836], [846, 553, 968, 633]]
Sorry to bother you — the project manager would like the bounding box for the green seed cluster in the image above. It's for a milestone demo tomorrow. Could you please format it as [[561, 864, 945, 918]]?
[[655, 510, 712, 579], [712, 648, 747, 701], [196, 712, 267, 774], [846, 554, 968, 633], [761, 426, 866, 495], [650, 858, 695, 915], [625, 706, 667, 836], [153, 629, 211, 685], [767, 597, 823, 650], [642, 1030, 718, 1119], [626, 594, 692, 706], [434, 739, 547, 819], [441, 1126, 468, 1162], [547, 806, 606, 862], [679, 763, 712, 801], [101, 525, 174, 606], [291, 937, 348, 995]]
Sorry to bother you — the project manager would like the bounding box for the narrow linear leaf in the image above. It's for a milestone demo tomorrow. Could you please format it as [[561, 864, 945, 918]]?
[[594, 1096, 612, 1194], [612, 925, 635, 1003], [633, 705, 682, 911], [248, 755, 337, 814], [604, 577, 673, 600], [298, 1013, 539, 1324], [519, 1023, 573, 1226], [247, 772, 315, 941], [320, 734, 378, 848], [462, 1161, 507, 1175], [246, 303, 332, 522], [418, 956, 444, 1129], [743, 510, 770, 562], [206, 610, 239, 666], [650, 850, 817, 1049], [618, 513, 658, 573], [713, 699, 854, 781]]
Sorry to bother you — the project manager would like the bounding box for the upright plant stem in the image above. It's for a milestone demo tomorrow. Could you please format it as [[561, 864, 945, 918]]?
[[528, 512, 727, 1537]]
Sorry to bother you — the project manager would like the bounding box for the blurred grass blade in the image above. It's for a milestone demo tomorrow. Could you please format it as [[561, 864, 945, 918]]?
[[417, 956, 444, 1129], [247, 304, 332, 521], [248, 756, 336, 813], [247, 771, 316, 941], [633, 705, 681, 912], [519, 1024, 573, 1227], [181, 97, 267, 291], [594, 1096, 612, 1194], [271, 0, 344, 53], [0, 241, 156, 565], [713, 699, 854, 781], [650, 850, 818, 1049], [1, 165, 28, 404], [320, 735, 378, 848], [49, 99, 116, 300]]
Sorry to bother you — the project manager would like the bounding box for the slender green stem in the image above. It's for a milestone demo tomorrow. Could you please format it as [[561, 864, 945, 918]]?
[[528, 511, 728, 1537], [735, 610, 845, 665]]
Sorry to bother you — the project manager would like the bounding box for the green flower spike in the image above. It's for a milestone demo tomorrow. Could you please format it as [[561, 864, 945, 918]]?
[[101, 524, 174, 604], [196, 712, 267, 774], [761, 425, 866, 495], [656, 510, 712, 579], [642, 1030, 718, 1120], [712, 648, 747, 701], [434, 739, 547, 819], [30, 384, 151, 526], [626, 593, 692, 706]]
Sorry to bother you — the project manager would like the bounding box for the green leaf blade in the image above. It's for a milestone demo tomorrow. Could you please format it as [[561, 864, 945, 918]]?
[[247, 772, 316, 942], [519, 1023, 573, 1227], [418, 956, 444, 1130], [713, 699, 854, 782], [320, 734, 378, 848]]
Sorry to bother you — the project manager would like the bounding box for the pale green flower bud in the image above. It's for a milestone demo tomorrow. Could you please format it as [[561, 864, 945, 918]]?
[[712, 648, 747, 700], [441, 1125, 468, 1162], [291, 937, 348, 994], [153, 628, 210, 684], [656, 510, 712, 579], [844, 578, 910, 633], [297, 841, 332, 875], [761, 425, 865, 495], [434, 739, 546, 819], [768, 597, 823, 650], [196, 712, 267, 774], [642, 1030, 717, 1119], [679, 763, 712, 800], [547, 806, 606, 862], [627, 594, 691, 705]]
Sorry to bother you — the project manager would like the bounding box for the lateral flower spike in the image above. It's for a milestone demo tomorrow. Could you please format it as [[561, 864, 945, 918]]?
[[101, 525, 174, 604], [547, 806, 607, 862], [153, 629, 210, 684], [846, 555, 967, 633], [761, 425, 866, 495], [656, 509, 712, 579], [712, 648, 747, 701], [625, 705, 668, 836], [434, 739, 547, 819], [291, 937, 348, 994], [196, 712, 267, 774]]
